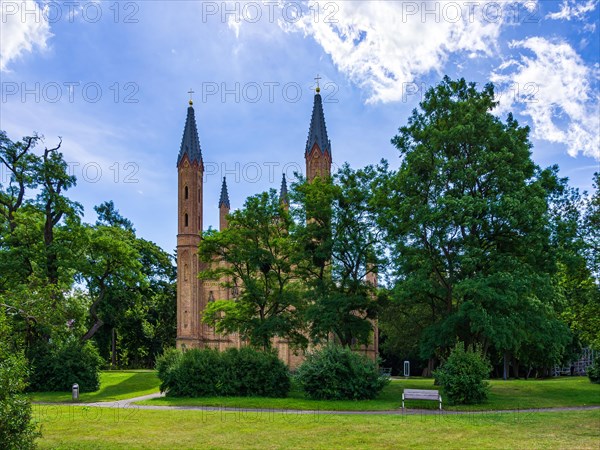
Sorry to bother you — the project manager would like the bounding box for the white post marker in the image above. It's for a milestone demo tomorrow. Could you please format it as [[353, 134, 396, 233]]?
[[72, 383, 79, 401]]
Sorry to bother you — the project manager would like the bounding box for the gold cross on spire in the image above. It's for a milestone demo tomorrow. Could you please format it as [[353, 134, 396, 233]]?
[[314, 74, 322, 93], [188, 88, 195, 106]]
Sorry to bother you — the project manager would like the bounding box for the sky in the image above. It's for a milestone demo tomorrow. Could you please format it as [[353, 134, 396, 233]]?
[[1, 0, 599, 253]]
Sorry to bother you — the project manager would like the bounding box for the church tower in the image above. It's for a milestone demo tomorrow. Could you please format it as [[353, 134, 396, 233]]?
[[176, 98, 204, 349], [305, 82, 332, 181]]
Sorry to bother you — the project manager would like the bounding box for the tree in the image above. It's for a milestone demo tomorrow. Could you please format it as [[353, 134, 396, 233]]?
[[292, 166, 384, 347], [0, 310, 40, 449], [90, 202, 176, 367], [1, 130, 177, 372], [376, 77, 571, 376], [546, 171, 600, 350], [582, 173, 599, 277], [78, 225, 143, 341], [199, 190, 306, 350]]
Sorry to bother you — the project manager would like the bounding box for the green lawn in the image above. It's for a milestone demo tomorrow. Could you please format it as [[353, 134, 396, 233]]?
[[29, 370, 160, 403], [33, 406, 600, 449], [30, 371, 600, 413], [138, 376, 600, 411]]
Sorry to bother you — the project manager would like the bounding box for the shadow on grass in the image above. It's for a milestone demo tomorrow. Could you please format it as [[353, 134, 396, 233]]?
[[30, 371, 160, 403]]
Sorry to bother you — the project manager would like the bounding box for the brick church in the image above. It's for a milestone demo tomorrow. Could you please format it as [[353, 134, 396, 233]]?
[[175, 84, 378, 367]]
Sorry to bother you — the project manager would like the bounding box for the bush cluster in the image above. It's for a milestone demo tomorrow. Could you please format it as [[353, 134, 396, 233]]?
[[156, 347, 290, 398], [433, 341, 491, 405], [588, 357, 600, 384], [0, 312, 39, 449], [295, 344, 389, 400], [28, 337, 103, 392]]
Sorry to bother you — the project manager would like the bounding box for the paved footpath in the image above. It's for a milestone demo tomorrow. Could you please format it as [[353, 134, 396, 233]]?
[[34, 393, 600, 416]]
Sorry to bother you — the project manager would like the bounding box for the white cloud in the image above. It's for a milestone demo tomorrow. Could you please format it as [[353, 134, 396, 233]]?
[[280, 1, 536, 104], [491, 37, 600, 160], [0, 0, 52, 71], [546, 0, 598, 21]]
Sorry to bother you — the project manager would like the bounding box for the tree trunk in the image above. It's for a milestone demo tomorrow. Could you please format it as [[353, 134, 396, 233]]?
[[82, 287, 105, 341], [111, 328, 117, 367], [503, 352, 509, 380], [512, 357, 520, 379]]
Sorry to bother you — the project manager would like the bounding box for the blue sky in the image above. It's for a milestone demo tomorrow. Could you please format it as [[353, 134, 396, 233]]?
[[1, 0, 599, 253]]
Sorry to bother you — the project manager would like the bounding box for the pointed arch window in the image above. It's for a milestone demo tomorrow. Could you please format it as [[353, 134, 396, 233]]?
[[232, 280, 239, 300], [184, 213, 189, 227], [184, 186, 189, 199]]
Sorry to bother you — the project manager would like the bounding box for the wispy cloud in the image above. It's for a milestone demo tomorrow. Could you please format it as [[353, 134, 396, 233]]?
[[492, 37, 600, 160], [546, 0, 598, 21], [280, 1, 537, 104], [0, 0, 52, 71]]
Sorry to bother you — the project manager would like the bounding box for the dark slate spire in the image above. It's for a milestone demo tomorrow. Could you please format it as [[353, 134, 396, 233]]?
[[219, 177, 230, 209], [177, 103, 203, 166], [305, 92, 331, 156], [279, 173, 289, 205]]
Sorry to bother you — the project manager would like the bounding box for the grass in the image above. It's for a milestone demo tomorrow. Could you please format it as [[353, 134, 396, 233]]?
[[138, 376, 600, 411], [29, 370, 160, 403], [29, 371, 600, 413], [33, 406, 600, 449]]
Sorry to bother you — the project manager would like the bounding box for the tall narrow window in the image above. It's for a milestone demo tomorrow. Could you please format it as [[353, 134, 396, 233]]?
[[184, 213, 188, 227], [184, 186, 189, 199]]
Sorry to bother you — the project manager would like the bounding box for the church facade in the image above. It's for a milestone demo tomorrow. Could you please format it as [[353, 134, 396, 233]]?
[[175, 87, 378, 367]]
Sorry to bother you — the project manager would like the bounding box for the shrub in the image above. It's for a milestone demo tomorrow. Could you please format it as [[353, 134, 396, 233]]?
[[28, 337, 103, 392], [156, 347, 290, 398], [588, 357, 600, 384], [155, 347, 182, 393], [433, 341, 491, 405], [295, 344, 389, 400], [0, 311, 40, 449]]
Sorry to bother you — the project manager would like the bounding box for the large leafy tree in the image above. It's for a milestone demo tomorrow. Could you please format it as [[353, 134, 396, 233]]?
[[377, 77, 571, 376], [0, 131, 176, 369], [199, 190, 306, 350], [292, 166, 384, 347], [547, 171, 600, 351], [80, 202, 177, 367]]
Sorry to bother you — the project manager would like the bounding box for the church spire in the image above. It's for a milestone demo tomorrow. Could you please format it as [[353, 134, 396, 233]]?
[[219, 177, 230, 209], [279, 173, 289, 207], [177, 100, 203, 166], [305, 79, 331, 157], [305, 75, 332, 181]]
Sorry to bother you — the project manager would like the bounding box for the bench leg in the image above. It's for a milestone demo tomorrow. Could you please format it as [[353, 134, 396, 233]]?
[[439, 397, 442, 410]]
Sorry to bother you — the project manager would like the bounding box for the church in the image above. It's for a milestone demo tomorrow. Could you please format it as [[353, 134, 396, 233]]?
[[175, 84, 377, 367]]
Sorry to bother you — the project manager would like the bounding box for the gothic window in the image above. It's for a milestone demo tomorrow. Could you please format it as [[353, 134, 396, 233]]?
[[184, 186, 189, 199], [185, 213, 189, 227], [208, 291, 215, 302], [232, 280, 239, 300]]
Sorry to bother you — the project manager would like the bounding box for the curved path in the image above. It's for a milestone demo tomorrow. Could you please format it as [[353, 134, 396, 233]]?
[[34, 392, 600, 416]]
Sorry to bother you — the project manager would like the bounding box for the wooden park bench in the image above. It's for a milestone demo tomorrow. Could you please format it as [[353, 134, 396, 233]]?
[[402, 389, 442, 410]]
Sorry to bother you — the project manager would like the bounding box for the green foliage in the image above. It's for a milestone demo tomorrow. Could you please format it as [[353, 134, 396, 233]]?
[[295, 344, 388, 400], [433, 342, 491, 405], [28, 337, 103, 392], [292, 167, 384, 347], [587, 357, 600, 384], [1, 131, 176, 373], [199, 190, 306, 350], [0, 311, 40, 449], [156, 347, 290, 398], [376, 77, 572, 372]]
